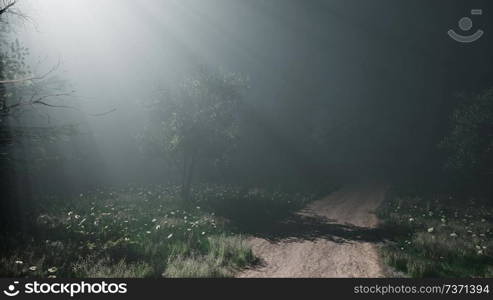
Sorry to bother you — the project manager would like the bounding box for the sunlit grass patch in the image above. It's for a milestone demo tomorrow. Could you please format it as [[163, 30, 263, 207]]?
[[206, 234, 255, 269], [379, 192, 493, 277]]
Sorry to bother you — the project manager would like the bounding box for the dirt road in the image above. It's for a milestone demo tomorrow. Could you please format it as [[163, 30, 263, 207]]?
[[238, 183, 389, 278]]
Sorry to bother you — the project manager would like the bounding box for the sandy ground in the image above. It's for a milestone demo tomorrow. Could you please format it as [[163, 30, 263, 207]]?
[[238, 183, 389, 278]]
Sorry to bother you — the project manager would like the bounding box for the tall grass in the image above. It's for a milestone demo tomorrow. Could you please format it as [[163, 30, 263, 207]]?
[[163, 234, 254, 278]]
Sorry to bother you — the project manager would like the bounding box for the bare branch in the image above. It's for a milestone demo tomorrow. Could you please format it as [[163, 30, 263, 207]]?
[[88, 108, 118, 117], [0, 60, 61, 85], [0, 0, 16, 16], [0, 76, 46, 85], [3, 90, 118, 118]]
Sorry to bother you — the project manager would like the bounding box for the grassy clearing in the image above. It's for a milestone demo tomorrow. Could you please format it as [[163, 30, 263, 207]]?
[[378, 191, 493, 277], [0, 184, 260, 278], [0, 182, 325, 278]]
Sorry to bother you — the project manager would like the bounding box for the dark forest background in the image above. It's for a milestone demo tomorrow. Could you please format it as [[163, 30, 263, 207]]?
[[2, 0, 493, 231]]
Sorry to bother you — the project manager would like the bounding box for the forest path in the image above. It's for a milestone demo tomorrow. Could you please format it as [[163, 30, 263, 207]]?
[[238, 183, 389, 278]]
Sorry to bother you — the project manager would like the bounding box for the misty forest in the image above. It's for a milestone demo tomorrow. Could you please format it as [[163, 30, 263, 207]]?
[[1, 0, 493, 278]]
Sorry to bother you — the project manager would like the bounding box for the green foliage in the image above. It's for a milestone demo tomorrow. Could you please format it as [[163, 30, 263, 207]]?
[[0, 3, 75, 170], [441, 88, 493, 182], [0, 26, 32, 116], [141, 68, 247, 162], [139, 67, 248, 201]]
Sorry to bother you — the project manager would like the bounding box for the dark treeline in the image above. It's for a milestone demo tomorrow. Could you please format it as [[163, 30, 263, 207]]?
[[222, 0, 493, 190], [1, 0, 493, 231]]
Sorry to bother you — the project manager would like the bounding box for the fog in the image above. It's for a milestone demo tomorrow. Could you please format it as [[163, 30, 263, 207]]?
[[3, 0, 493, 280], [7, 0, 493, 195]]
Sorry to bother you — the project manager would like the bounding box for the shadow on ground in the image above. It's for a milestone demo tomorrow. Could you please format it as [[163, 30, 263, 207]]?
[[233, 213, 404, 244]]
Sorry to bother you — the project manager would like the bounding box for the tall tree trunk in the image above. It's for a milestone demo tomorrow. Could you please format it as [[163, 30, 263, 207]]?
[[181, 149, 197, 203], [0, 69, 15, 233]]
